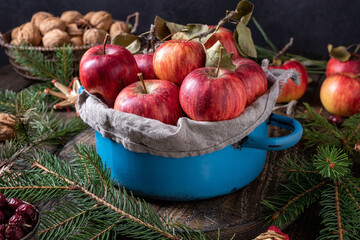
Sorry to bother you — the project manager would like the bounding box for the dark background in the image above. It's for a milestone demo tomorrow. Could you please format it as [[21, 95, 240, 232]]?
[[0, 0, 359, 66]]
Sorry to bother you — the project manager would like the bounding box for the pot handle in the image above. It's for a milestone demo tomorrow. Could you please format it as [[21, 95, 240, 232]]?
[[240, 113, 303, 151]]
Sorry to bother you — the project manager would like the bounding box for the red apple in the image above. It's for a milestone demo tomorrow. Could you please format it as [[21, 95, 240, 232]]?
[[269, 60, 308, 103], [320, 73, 360, 117], [326, 53, 360, 77], [204, 26, 241, 59], [179, 67, 247, 121], [79, 44, 139, 107], [114, 79, 182, 125], [153, 39, 206, 85], [134, 53, 158, 79], [233, 58, 268, 106]]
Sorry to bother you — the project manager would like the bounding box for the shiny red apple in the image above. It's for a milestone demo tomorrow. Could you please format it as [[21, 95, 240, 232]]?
[[114, 79, 182, 125], [269, 60, 308, 103], [320, 73, 360, 117], [326, 53, 360, 77], [79, 44, 139, 107], [204, 26, 241, 59], [134, 53, 158, 79], [153, 39, 206, 85], [179, 67, 247, 121], [233, 58, 268, 106]]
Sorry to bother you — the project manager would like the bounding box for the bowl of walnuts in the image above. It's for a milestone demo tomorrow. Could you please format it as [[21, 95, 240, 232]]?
[[0, 192, 40, 240], [0, 10, 138, 81]]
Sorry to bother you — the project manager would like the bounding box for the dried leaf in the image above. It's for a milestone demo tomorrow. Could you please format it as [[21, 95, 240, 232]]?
[[234, 22, 257, 58], [328, 44, 351, 62], [111, 33, 141, 54], [233, 0, 254, 25], [172, 24, 212, 42], [154, 16, 185, 40], [205, 41, 236, 71]]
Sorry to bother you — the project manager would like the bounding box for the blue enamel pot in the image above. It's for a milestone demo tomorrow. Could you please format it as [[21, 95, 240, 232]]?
[[94, 113, 303, 201]]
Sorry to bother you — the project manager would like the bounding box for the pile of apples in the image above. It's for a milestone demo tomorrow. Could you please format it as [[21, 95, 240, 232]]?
[[79, 28, 269, 125], [320, 45, 360, 117]]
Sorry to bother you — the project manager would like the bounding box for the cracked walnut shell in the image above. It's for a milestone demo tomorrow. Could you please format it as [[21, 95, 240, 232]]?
[[66, 23, 83, 36], [89, 11, 113, 31], [14, 22, 41, 46], [39, 17, 66, 35], [110, 21, 130, 38], [83, 28, 107, 45], [31, 11, 54, 29], [0, 113, 16, 142], [61, 10, 83, 24], [42, 29, 70, 47], [83, 11, 95, 22]]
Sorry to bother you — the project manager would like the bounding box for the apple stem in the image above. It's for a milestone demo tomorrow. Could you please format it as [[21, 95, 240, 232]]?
[[273, 37, 294, 63], [215, 47, 223, 77], [103, 34, 110, 55], [138, 73, 148, 94]]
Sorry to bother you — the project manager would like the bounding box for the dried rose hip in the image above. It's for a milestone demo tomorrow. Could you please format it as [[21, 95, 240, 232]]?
[[6, 198, 23, 212], [8, 215, 26, 228], [15, 203, 36, 220], [5, 225, 24, 240], [328, 115, 343, 126], [0, 193, 6, 208]]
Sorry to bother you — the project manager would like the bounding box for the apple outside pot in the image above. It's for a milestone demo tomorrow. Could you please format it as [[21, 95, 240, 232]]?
[[326, 53, 360, 77], [268, 60, 308, 103], [320, 73, 360, 117]]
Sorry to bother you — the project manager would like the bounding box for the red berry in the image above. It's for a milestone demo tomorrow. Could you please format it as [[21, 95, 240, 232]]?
[[15, 203, 36, 220], [0, 234, 3, 240], [5, 225, 24, 240], [8, 215, 25, 228], [0, 193, 6, 208], [6, 199, 23, 212], [0, 224, 7, 235], [328, 115, 343, 125]]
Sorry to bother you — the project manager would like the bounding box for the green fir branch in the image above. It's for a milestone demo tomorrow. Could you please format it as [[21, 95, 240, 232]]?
[[54, 45, 74, 85]]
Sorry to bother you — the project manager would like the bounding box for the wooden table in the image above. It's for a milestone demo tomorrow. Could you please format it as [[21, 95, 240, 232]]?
[[0, 64, 323, 240]]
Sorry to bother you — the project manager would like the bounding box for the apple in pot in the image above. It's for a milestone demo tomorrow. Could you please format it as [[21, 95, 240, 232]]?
[[179, 67, 247, 121], [204, 26, 241, 60], [320, 73, 360, 117], [114, 74, 182, 125], [233, 58, 268, 106], [326, 53, 360, 77], [79, 44, 139, 107], [269, 60, 308, 103], [153, 39, 206, 85], [134, 52, 158, 79]]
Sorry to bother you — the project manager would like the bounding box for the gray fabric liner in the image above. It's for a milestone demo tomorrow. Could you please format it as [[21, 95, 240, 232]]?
[[78, 59, 300, 158]]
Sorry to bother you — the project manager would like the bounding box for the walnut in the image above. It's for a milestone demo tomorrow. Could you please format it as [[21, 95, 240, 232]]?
[[89, 11, 113, 31], [0, 113, 16, 142], [42, 29, 70, 47], [31, 11, 54, 29], [14, 22, 41, 46], [11, 25, 22, 41], [39, 17, 66, 35], [61, 10, 83, 24], [83, 28, 107, 45], [83, 11, 95, 22], [69, 36, 83, 46], [66, 23, 83, 36], [110, 21, 130, 38]]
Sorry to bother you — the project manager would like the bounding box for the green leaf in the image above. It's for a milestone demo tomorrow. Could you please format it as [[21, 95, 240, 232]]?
[[172, 24, 211, 42], [111, 33, 142, 54], [233, 0, 254, 25], [205, 41, 236, 71], [234, 22, 257, 58], [328, 44, 351, 62], [154, 16, 185, 40]]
